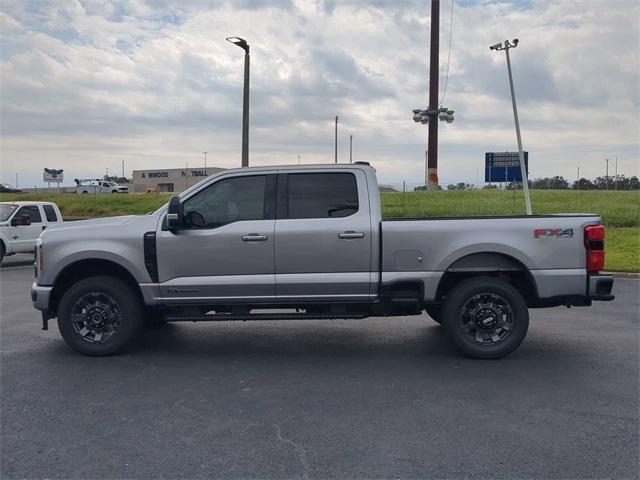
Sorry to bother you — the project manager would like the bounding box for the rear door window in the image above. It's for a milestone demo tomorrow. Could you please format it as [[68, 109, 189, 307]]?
[[286, 173, 359, 219], [43, 205, 58, 222]]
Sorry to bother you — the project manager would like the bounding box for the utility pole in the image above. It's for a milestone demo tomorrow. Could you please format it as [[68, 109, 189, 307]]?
[[605, 158, 609, 190], [297, 155, 301, 165], [334, 116, 339, 164], [577, 166, 580, 190], [106, 167, 109, 179], [15, 173, 18, 189], [349, 135, 353, 163], [615, 157, 618, 190], [122, 160, 125, 180], [490, 39, 532, 215], [426, 0, 440, 189]]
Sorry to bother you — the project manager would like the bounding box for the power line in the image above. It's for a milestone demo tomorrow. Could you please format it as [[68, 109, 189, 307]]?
[[440, 0, 454, 106]]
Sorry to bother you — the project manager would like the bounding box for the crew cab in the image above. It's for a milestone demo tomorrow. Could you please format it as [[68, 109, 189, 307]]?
[[31, 164, 614, 358], [75, 180, 129, 194], [0, 201, 63, 264]]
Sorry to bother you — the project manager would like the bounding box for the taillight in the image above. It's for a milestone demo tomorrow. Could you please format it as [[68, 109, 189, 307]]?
[[584, 225, 605, 273]]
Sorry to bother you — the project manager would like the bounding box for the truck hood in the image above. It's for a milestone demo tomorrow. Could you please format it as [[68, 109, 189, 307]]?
[[48, 215, 140, 230]]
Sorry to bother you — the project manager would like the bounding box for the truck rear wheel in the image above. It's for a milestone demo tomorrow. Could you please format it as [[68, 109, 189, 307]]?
[[57, 276, 143, 356], [442, 277, 529, 359]]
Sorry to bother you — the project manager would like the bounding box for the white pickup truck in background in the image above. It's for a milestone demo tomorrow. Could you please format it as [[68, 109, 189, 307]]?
[[0, 202, 63, 264], [74, 179, 129, 194]]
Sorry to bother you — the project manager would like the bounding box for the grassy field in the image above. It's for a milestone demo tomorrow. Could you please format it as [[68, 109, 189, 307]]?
[[2, 190, 638, 271]]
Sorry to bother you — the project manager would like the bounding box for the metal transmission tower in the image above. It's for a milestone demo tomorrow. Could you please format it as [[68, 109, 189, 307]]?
[[490, 39, 532, 215]]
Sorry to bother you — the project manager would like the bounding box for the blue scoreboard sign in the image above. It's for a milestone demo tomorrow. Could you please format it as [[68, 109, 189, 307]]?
[[485, 152, 529, 183]]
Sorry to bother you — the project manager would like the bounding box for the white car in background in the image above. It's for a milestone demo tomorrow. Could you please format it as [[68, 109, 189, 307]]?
[[0, 202, 63, 264], [75, 180, 129, 194]]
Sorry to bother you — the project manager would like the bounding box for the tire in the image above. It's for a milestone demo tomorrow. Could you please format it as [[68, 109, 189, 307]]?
[[442, 277, 529, 359], [57, 276, 143, 356], [424, 304, 442, 324], [0, 243, 4, 265], [82, 190, 88, 194]]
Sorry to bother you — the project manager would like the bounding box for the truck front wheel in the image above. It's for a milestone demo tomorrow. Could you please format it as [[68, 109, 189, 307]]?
[[442, 277, 529, 359], [57, 276, 143, 356]]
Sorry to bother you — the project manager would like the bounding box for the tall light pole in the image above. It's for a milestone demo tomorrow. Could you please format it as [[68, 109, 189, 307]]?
[[226, 37, 250, 168], [615, 157, 618, 190], [203, 151, 207, 170], [122, 160, 125, 180], [490, 39, 532, 215], [334, 116, 338, 164], [349, 135, 353, 163], [15, 173, 18, 189], [427, 0, 440, 189], [605, 158, 609, 190]]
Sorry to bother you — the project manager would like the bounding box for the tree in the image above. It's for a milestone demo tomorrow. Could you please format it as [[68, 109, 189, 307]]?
[[530, 176, 569, 189]]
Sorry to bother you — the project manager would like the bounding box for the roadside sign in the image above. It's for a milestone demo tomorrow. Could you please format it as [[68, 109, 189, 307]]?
[[485, 152, 528, 183], [43, 168, 64, 183]]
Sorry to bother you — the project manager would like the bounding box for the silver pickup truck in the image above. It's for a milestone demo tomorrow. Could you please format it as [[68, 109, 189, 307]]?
[[31, 163, 614, 358]]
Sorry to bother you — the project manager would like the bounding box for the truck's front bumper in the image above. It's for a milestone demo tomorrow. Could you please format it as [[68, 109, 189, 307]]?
[[588, 273, 615, 301], [31, 282, 53, 312]]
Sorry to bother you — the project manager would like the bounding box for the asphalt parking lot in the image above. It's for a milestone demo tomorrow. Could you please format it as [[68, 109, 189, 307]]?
[[1, 255, 638, 479]]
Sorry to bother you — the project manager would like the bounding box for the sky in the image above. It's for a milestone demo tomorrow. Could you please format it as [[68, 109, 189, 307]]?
[[1, 0, 638, 187]]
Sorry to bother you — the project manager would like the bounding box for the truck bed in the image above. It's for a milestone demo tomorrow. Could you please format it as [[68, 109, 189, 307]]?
[[380, 214, 602, 300]]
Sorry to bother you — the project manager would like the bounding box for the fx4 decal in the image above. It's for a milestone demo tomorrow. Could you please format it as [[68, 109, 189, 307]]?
[[534, 228, 574, 239]]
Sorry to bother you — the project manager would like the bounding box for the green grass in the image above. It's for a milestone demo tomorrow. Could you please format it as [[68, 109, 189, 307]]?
[[605, 228, 640, 272], [0, 193, 168, 220], [2, 190, 639, 271], [381, 190, 640, 227]]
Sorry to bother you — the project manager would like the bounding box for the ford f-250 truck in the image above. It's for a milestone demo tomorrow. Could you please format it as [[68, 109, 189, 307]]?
[[31, 163, 614, 358]]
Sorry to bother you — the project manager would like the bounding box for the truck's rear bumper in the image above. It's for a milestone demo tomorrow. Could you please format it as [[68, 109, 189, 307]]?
[[587, 273, 615, 301]]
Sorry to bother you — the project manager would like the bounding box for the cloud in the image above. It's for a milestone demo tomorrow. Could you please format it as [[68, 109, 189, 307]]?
[[0, 0, 638, 188]]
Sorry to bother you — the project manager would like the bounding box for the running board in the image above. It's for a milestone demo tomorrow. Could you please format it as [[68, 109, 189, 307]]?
[[163, 312, 369, 322]]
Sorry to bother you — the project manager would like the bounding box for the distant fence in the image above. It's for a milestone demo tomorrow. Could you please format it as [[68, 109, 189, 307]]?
[[378, 182, 640, 192]]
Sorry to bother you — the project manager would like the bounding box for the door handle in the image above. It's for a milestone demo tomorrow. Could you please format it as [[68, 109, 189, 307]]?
[[242, 234, 268, 242], [338, 231, 365, 239]]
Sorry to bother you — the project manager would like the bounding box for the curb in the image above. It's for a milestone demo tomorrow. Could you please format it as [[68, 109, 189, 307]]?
[[611, 272, 640, 279]]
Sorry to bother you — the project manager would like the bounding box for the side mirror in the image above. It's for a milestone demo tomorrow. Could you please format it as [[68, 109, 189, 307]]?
[[167, 196, 183, 229], [12, 214, 31, 226]]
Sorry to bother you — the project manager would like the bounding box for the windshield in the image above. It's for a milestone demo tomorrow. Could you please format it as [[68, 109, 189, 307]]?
[[0, 204, 18, 222], [108, 182, 118, 186]]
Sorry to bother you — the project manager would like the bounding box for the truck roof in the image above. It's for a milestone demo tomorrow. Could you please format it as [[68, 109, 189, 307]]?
[[0, 201, 59, 206], [213, 163, 375, 175]]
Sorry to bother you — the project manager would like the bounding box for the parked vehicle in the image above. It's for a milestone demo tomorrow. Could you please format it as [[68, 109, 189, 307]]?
[[0, 183, 23, 193], [74, 179, 129, 194], [32, 164, 614, 358], [0, 202, 63, 263]]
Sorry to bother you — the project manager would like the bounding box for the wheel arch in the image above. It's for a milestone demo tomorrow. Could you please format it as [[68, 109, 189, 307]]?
[[49, 258, 143, 314], [435, 252, 539, 305]]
